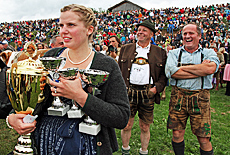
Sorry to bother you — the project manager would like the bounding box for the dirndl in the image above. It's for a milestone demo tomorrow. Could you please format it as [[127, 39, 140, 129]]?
[[33, 115, 97, 155]]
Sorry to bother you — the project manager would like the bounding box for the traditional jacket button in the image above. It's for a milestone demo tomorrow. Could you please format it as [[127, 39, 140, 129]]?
[[131, 60, 133, 62], [97, 142, 102, 146], [128, 68, 130, 71], [127, 78, 129, 81]]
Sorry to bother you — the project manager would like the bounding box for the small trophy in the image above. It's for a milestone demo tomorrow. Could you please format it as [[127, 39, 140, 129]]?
[[67, 102, 85, 118], [6, 41, 44, 155], [57, 68, 85, 118], [39, 57, 70, 116], [79, 69, 109, 135]]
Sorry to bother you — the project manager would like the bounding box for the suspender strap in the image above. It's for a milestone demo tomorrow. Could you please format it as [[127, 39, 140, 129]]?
[[201, 52, 204, 89], [148, 49, 154, 88], [175, 49, 183, 86]]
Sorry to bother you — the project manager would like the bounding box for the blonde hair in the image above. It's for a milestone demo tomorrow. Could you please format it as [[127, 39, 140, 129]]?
[[60, 4, 97, 41], [102, 45, 108, 51], [218, 47, 226, 54]]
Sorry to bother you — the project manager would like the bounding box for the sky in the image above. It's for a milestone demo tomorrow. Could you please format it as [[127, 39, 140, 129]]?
[[0, 0, 229, 23]]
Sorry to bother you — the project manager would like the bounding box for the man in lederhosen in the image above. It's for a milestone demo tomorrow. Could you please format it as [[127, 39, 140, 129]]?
[[165, 23, 220, 155], [118, 20, 167, 155]]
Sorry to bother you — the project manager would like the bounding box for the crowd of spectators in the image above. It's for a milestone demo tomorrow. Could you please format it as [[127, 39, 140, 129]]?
[[0, 19, 59, 51], [0, 3, 230, 53], [92, 3, 230, 53]]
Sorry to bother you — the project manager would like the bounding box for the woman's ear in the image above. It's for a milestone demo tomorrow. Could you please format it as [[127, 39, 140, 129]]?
[[87, 25, 94, 36]]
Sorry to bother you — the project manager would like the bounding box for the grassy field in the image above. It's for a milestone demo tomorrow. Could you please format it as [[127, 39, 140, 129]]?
[[0, 85, 229, 155]]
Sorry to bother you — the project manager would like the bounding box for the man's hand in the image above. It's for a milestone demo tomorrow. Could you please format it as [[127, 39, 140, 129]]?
[[110, 51, 117, 58], [202, 59, 211, 64], [149, 86, 157, 94]]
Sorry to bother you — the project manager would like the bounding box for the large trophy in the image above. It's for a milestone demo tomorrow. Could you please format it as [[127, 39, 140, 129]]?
[[79, 69, 109, 135], [6, 42, 44, 155], [39, 56, 69, 116]]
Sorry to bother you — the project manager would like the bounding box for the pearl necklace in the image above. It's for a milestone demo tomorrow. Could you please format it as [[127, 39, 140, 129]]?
[[67, 48, 92, 65]]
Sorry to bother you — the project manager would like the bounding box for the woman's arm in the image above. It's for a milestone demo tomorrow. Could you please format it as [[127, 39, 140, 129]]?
[[82, 60, 130, 129]]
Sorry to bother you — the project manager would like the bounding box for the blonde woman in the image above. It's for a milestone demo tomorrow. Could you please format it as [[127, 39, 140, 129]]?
[[7, 4, 129, 155]]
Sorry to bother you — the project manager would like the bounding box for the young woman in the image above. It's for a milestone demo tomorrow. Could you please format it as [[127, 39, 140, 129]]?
[[7, 4, 129, 155]]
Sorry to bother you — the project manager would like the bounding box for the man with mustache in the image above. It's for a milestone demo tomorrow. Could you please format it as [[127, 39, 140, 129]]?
[[118, 20, 167, 155]]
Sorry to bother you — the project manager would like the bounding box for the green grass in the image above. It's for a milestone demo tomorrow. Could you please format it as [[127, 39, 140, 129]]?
[[1, 85, 230, 155]]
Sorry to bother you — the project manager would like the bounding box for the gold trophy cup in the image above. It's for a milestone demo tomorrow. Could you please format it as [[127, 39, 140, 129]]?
[[6, 41, 45, 155]]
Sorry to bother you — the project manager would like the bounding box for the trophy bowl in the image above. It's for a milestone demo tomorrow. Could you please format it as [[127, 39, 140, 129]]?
[[82, 69, 109, 88], [6, 62, 44, 114], [58, 68, 79, 80], [39, 57, 66, 71]]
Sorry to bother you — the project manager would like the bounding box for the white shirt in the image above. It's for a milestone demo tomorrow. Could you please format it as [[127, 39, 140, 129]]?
[[99, 50, 107, 55], [130, 43, 153, 85]]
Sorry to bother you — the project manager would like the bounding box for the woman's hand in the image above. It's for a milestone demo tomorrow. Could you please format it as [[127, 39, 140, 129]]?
[[49, 73, 88, 107], [8, 114, 37, 135]]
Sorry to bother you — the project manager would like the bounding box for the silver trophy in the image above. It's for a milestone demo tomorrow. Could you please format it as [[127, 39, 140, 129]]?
[[79, 69, 109, 135], [6, 41, 44, 155], [57, 68, 85, 118], [39, 57, 70, 116]]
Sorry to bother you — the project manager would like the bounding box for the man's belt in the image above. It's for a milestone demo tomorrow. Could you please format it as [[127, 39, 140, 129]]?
[[129, 84, 153, 90], [133, 57, 149, 65]]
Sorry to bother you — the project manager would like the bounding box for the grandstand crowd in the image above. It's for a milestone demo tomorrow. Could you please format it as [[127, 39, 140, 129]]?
[[0, 3, 230, 53]]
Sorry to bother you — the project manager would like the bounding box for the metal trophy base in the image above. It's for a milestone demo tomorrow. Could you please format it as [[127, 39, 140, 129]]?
[[48, 105, 70, 116], [13, 146, 33, 155], [67, 109, 85, 118], [13, 134, 33, 155], [79, 122, 101, 136]]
